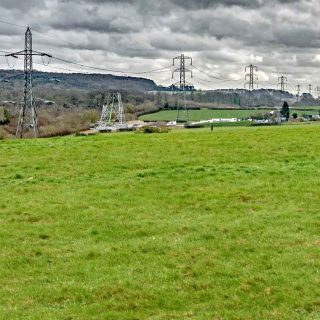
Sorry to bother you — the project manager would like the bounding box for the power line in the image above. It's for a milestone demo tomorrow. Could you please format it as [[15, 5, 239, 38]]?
[[0, 19, 26, 30], [157, 77, 176, 87], [0, 19, 111, 54], [192, 65, 241, 82], [0, 19, 175, 77], [192, 77, 215, 90], [51, 56, 173, 76]]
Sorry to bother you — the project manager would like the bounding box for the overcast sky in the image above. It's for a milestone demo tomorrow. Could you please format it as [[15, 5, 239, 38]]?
[[0, 0, 320, 92]]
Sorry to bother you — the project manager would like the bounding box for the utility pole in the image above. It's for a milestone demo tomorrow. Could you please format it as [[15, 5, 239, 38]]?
[[245, 64, 258, 91], [308, 84, 313, 95], [278, 76, 287, 92], [172, 54, 193, 122], [6, 27, 52, 138]]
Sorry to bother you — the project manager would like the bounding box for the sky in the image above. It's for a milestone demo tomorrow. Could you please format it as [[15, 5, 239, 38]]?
[[0, 0, 319, 92]]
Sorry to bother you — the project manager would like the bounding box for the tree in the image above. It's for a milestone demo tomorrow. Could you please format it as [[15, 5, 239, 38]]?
[[280, 101, 290, 121], [3, 108, 11, 123], [292, 113, 298, 119], [0, 108, 11, 125]]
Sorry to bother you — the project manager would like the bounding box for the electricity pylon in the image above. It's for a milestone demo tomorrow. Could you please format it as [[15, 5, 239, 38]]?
[[308, 84, 313, 95], [278, 76, 287, 92], [6, 27, 52, 138], [172, 54, 193, 90], [296, 84, 301, 102], [316, 86, 320, 98], [96, 92, 126, 130], [245, 64, 258, 91], [172, 54, 193, 122], [97, 95, 115, 128], [296, 84, 301, 96]]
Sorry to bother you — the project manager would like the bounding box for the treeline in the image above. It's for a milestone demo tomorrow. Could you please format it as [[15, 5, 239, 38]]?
[[1, 70, 319, 118]]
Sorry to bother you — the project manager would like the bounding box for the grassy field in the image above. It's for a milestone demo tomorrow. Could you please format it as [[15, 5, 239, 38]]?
[[0, 125, 320, 319], [139, 108, 320, 122]]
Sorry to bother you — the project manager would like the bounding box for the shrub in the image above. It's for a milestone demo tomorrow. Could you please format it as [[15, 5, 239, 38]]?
[[0, 127, 9, 140], [0, 109, 11, 125], [184, 123, 205, 129], [139, 126, 170, 134], [118, 127, 136, 132]]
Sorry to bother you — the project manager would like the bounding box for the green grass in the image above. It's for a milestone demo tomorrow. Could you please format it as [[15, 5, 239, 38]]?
[[0, 125, 320, 319], [295, 106, 320, 110], [139, 108, 320, 122], [186, 121, 254, 128]]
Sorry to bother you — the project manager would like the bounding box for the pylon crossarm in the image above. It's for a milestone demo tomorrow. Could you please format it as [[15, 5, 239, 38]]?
[[32, 51, 52, 57], [5, 52, 24, 58], [5, 52, 52, 57]]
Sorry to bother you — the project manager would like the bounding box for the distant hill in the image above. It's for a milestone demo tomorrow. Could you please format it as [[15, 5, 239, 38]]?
[[1, 70, 319, 109], [192, 88, 298, 108], [179, 88, 320, 108], [0, 69, 157, 92]]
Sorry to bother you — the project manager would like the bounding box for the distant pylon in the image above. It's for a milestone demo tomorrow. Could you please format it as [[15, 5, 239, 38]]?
[[172, 54, 193, 122], [316, 86, 320, 98], [172, 54, 193, 90], [278, 76, 287, 92], [296, 84, 301, 102], [245, 64, 258, 91], [308, 84, 313, 95], [296, 84, 301, 96], [6, 27, 52, 138]]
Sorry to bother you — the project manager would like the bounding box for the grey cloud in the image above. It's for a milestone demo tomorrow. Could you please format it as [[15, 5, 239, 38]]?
[[0, 0, 46, 11], [274, 27, 320, 48], [170, 0, 300, 9], [0, 0, 319, 89]]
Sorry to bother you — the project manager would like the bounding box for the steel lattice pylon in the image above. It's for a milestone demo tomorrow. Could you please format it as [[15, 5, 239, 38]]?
[[245, 64, 258, 91], [96, 92, 127, 131], [6, 27, 52, 138], [172, 54, 193, 123], [278, 76, 287, 92]]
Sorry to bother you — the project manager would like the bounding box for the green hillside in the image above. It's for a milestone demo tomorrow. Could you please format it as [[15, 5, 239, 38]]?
[[0, 125, 319, 319]]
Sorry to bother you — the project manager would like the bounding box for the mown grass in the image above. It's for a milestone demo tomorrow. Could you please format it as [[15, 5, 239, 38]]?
[[0, 124, 320, 319], [139, 109, 320, 122]]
